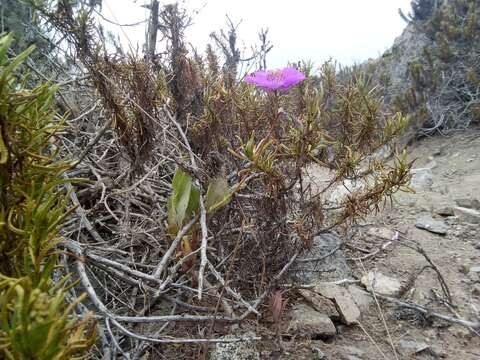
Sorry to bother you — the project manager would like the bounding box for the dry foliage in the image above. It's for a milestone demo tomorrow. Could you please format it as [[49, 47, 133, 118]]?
[[3, 1, 414, 358]]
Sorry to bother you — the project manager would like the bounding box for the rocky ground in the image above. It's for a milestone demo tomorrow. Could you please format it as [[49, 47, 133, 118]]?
[[210, 127, 480, 359]]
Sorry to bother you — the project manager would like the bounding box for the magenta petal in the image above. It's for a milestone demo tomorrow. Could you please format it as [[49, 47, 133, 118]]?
[[244, 67, 306, 91]]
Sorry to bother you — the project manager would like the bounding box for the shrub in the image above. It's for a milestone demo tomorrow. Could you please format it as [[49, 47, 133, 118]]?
[[0, 33, 94, 359]]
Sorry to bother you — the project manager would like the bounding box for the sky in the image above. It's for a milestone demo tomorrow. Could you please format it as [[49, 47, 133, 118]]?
[[101, 0, 412, 68]]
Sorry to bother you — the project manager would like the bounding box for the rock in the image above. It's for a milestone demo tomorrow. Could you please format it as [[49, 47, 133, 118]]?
[[313, 283, 361, 325], [289, 303, 336, 338], [361, 271, 401, 296], [366, 227, 396, 240], [210, 332, 259, 360], [469, 266, 480, 273], [398, 338, 446, 358], [398, 340, 430, 355], [298, 289, 338, 318], [459, 264, 470, 274], [341, 346, 365, 359], [454, 207, 480, 224], [329, 179, 365, 204], [435, 205, 455, 217], [347, 285, 374, 311], [455, 198, 480, 210], [383, 23, 432, 97], [424, 159, 438, 169], [291, 233, 350, 284], [410, 168, 433, 190], [415, 214, 449, 235], [372, 144, 392, 160], [429, 344, 447, 358], [311, 346, 327, 359]]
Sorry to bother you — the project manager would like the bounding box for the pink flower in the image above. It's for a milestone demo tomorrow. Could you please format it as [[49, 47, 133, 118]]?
[[244, 67, 306, 91]]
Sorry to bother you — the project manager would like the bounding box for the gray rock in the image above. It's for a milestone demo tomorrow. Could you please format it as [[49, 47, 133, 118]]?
[[210, 333, 259, 360], [454, 207, 480, 224], [311, 346, 327, 359], [398, 339, 446, 358], [415, 214, 449, 235], [435, 205, 455, 217], [372, 144, 392, 160], [347, 285, 374, 311], [298, 289, 338, 318], [455, 198, 480, 210], [361, 271, 401, 296], [469, 266, 480, 273], [340, 345, 365, 360], [410, 168, 433, 190], [366, 227, 396, 240], [291, 233, 350, 284], [313, 283, 361, 325], [429, 344, 447, 358], [342, 346, 365, 358], [381, 23, 432, 98], [329, 179, 365, 204], [399, 339, 430, 354], [424, 159, 438, 169], [289, 303, 336, 337]]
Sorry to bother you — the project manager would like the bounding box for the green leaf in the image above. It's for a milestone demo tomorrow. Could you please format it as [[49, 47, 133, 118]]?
[[167, 168, 200, 235], [187, 184, 200, 215], [0, 33, 14, 64], [0, 125, 8, 164], [205, 177, 231, 213]]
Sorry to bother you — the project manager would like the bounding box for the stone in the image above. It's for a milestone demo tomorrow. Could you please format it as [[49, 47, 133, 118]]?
[[435, 205, 455, 217], [289, 303, 336, 337], [454, 207, 480, 224], [342, 346, 365, 358], [469, 266, 480, 273], [329, 179, 365, 204], [455, 198, 480, 210], [366, 227, 396, 240], [424, 159, 438, 169], [398, 340, 430, 355], [361, 271, 401, 296], [313, 283, 361, 325], [410, 168, 433, 190], [429, 344, 447, 358], [210, 332, 259, 360], [370, 144, 392, 160], [311, 346, 327, 360], [291, 233, 350, 284], [415, 214, 449, 235], [347, 285, 374, 311], [298, 289, 338, 318]]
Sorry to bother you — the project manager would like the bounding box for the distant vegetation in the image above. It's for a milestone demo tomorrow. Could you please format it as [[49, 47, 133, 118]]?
[[393, 0, 480, 134]]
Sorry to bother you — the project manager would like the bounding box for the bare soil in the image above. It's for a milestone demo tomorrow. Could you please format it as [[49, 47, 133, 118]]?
[[258, 127, 480, 359]]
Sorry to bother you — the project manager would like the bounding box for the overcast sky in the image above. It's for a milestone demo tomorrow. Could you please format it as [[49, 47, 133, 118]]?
[[101, 0, 412, 68]]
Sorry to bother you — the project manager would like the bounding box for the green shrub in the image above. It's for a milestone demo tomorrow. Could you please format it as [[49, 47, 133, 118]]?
[[0, 33, 94, 360]]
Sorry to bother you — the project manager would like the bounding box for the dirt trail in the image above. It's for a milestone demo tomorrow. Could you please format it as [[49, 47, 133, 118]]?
[[261, 128, 480, 359]]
